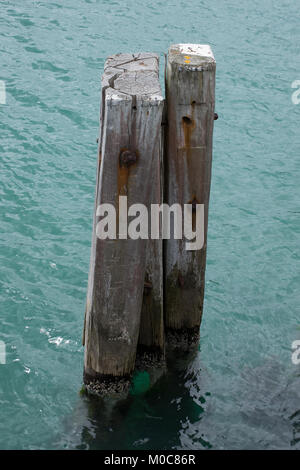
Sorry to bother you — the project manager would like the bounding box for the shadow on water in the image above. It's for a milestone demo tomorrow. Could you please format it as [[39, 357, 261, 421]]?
[[57, 347, 211, 450]]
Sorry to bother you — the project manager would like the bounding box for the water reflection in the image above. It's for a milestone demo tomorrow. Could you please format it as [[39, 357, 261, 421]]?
[[59, 347, 211, 450]]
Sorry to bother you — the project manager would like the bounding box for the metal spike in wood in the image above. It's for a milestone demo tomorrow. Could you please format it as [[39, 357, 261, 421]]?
[[83, 53, 164, 394], [164, 44, 216, 346]]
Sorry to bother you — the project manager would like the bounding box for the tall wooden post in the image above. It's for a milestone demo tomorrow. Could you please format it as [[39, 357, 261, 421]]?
[[83, 53, 164, 394], [138, 123, 164, 362], [164, 44, 216, 344]]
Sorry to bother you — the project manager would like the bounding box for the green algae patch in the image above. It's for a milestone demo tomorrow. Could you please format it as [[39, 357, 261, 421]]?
[[130, 371, 151, 396]]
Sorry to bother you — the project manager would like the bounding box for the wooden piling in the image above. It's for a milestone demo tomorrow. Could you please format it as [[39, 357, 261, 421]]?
[[164, 44, 216, 344], [83, 53, 164, 394], [137, 117, 164, 363]]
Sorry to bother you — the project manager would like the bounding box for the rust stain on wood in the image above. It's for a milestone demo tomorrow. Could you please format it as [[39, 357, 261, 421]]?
[[182, 102, 196, 149], [117, 148, 138, 196]]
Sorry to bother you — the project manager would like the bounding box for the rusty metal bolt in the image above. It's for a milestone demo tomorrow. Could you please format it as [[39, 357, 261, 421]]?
[[119, 150, 137, 168], [214, 113, 219, 120]]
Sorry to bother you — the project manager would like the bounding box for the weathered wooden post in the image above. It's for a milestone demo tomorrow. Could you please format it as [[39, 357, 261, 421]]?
[[164, 44, 216, 345], [137, 129, 164, 364], [83, 53, 164, 394]]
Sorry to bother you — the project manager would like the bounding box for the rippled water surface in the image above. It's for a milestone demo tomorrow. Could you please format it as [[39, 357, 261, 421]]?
[[0, 0, 299, 450]]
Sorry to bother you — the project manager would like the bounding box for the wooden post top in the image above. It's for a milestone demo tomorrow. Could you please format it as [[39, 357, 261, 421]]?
[[102, 53, 163, 100], [168, 44, 215, 70]]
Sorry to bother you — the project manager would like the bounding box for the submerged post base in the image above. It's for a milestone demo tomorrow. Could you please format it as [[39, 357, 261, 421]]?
[[83, 347, 167, 398], [135, 344, 165, 370], [83, 371, 131, 398], [166, 326, 200, 351]]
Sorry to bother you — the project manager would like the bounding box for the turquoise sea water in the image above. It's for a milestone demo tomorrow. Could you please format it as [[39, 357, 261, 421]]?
[[0, 0, 299, 450]]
